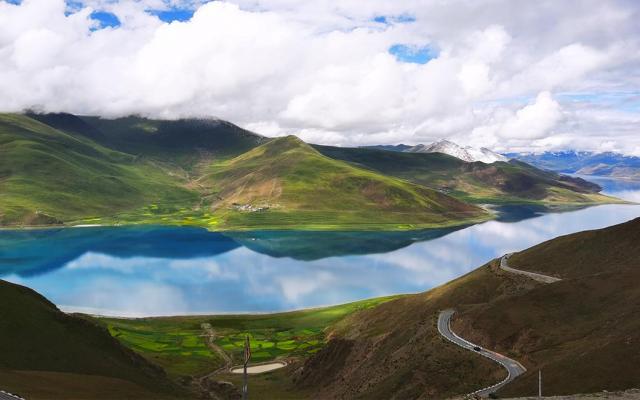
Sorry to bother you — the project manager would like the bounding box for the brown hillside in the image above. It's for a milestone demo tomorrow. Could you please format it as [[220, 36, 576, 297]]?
[[296, 218, 640, 399]]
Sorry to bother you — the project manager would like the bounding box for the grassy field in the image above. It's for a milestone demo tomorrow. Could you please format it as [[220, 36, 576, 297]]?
[[103, 320, 223, 378], [98, 296, 399, 378]]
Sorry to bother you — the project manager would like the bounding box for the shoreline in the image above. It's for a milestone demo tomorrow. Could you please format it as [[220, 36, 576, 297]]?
[[0, 214, 495, 232], [2, 199, 635, 232], [67, 294, 405, 320]]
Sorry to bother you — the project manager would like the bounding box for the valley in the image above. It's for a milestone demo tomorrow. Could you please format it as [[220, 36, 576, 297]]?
[[1, 210, 639, 399]]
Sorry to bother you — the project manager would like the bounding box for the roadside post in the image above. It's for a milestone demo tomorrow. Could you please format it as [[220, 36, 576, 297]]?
[[538, 370, 542, 399], [243, 335, 251, 400]]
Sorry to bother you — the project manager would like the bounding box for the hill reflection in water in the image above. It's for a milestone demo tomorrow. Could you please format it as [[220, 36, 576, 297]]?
[[0, 203, 638, 316]]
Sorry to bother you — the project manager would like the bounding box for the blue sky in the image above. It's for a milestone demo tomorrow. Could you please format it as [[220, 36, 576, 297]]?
[[89, 8, 195, 27], [373, 14, 415, 25], [388, 44, 438, 64], [8, 0, 199, 23]]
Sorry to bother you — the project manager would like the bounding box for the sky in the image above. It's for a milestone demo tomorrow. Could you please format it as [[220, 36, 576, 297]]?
[[0, 0, 639, 154]]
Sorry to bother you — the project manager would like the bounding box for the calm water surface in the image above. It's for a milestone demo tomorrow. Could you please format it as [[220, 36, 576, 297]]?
[[1, 179, 638, 316]]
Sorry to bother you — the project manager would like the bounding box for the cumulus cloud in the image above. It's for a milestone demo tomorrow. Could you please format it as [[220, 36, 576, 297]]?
[[0, 0, 639, 152], [500, 91, 563, 140]]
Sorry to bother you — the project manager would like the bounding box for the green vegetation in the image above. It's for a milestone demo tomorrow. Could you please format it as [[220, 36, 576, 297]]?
[[99, 296, 399, 378], [104, 320, 222, 378], [315, 145, 624, 205], [31, 113, 266, 170], [198, 135, 488, 230], [0, 113, 197, 226], [0, 279, 185, 399], [0, 112, 621, 231]]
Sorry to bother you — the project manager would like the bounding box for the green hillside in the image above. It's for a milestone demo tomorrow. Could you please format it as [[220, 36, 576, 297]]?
[[0, 112, 622, 230], [29, 113, 266, 170], [198, 135, 489, 230], [0, 279, 184, 399], [0, 114, 197, 226], [315, 145, 622, 205], [0, 113, 488, 230], [294, 217, 640, 399]]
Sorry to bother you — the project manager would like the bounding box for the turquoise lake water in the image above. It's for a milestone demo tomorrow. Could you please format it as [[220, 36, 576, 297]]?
[[1, 178, 638, 316]]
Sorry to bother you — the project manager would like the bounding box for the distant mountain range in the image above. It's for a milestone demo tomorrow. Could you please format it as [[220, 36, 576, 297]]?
[[507, 151, 640, 179], [365, 142, 640, 179], [364, 140, 508, 163]]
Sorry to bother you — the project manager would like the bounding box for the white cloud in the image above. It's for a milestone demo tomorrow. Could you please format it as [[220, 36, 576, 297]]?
[[500, 91, 563, 139], [0, 0, 639, 153]]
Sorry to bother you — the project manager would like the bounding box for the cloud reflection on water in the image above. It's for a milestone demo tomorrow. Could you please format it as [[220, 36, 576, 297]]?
[[1, 204, 639, 316]]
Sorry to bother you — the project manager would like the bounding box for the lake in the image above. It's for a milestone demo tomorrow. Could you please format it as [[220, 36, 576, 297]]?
[[1, 178, 639, 317]]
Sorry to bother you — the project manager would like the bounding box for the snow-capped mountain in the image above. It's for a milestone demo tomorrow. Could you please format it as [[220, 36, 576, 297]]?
[[406, 140, 508, 163]]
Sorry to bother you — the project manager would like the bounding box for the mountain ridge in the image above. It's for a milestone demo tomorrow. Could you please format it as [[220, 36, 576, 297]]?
[[315, 145, 619, 205], [0, 112, 624, 230], [198, 135, 488, 230]]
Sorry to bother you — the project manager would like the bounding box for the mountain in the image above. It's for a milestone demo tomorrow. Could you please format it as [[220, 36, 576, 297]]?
[[0, 279, 184, 399], [0, 112, 622, 229], [0, 113, 197, 226], [508, 151, 640, 179], [28, 112, 267, 170], [295, 217, 640, 399], [406, 139, 509, 163], [0, 113, 488, 230], [315, 145, 618, 205], [199, 135, 488, 230]]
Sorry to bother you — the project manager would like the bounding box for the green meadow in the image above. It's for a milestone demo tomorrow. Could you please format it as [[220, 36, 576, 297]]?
[[98, 296, 400, 378]]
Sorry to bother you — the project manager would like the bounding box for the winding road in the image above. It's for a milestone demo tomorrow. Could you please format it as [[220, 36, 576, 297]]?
[[500, 253, 561, 283], [438, 254, 562, 396], [438, 309, 527, 397]]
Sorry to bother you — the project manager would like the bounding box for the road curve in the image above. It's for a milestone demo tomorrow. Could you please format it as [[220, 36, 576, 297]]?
[[438, 309, 526, 397], [500, 254, 561, 284]]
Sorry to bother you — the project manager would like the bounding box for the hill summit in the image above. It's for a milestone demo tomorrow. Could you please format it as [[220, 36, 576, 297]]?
[[200, 135, 488, 229]]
